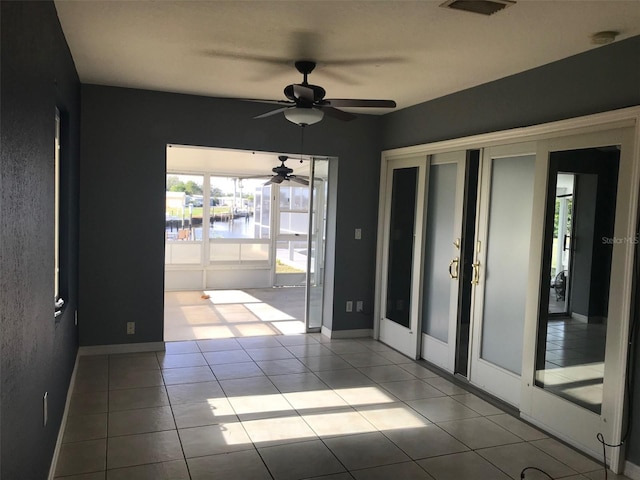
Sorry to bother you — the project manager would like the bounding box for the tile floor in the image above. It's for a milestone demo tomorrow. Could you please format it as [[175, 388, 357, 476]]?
[[55, 335, 630, 480]]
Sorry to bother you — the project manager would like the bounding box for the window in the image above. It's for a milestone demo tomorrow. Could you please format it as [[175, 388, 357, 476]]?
[[54, 109, 64, 317]]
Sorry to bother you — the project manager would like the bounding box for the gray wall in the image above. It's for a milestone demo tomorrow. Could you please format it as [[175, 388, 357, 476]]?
[[382, 35, 640, 149], [381, 35, 640, 465], [79, 86, 382, 345], [0, 2, 80, 478]]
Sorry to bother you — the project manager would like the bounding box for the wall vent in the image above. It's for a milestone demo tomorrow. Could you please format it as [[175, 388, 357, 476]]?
[[440, 0, 516, 16]]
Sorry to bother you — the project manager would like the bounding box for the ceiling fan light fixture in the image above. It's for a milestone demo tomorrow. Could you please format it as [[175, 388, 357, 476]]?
[[284, 107, 324, 126]]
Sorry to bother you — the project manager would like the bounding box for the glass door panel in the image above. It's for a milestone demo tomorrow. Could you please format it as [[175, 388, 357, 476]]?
[[469, 144, 536, 406], [421, 151, 465, 371], [379, 157, 426, 358], [306, 158, 329, 331]]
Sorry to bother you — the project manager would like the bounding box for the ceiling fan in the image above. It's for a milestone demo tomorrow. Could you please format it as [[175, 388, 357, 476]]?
[[246, 61, 397, 125], [264, 156, 309, 186]]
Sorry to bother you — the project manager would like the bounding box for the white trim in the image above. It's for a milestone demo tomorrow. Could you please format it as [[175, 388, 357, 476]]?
[[321, 326, 373, 339], [625, 461, 640, 480], [48, 352, 79, 480], [78, 342, 165, 356]]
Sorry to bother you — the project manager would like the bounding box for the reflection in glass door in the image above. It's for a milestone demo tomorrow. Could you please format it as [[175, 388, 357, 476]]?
[[379, 157, 426, 358], [536, 147, 620, 413]]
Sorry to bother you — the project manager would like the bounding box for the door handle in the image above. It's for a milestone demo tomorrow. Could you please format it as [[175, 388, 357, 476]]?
[[448, 257, 459, 279], [471, 262, 481, 285]]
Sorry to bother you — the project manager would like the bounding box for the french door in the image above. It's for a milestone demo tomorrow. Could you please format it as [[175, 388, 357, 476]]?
[[467, 142, 537, 406], [379, 157, 426, 358], [520, 127, 637, 469]]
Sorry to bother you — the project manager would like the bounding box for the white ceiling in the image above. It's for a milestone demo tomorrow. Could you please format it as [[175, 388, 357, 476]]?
[[55, 0, 640, 116], [55, 0, 639, 175]]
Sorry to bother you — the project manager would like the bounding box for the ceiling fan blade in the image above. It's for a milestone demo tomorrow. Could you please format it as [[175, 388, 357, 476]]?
[[254, 107, 291, 120], [237, 98, 294, 106], [316, 105, 356, 122], [324, 99, 397, 108], [293, 84, 315, 103], [290, 176, 309, 186], [271, 175, 285, 184]]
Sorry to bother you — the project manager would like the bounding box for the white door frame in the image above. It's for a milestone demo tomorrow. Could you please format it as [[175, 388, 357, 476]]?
[[519, 126, 638, 471]]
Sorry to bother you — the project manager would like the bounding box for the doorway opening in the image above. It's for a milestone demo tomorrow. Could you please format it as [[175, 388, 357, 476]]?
[[163, 145, 332, 341]]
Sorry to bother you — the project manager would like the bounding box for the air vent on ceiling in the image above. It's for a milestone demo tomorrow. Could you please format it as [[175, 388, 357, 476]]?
[[440, 0, 515, 16]]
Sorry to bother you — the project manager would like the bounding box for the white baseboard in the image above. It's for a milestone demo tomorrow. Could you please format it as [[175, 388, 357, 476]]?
[[78, 341, 165, 356], [321, 326, 373, 339], [48, 352, 79, 480], [625, 461, 640, 479]]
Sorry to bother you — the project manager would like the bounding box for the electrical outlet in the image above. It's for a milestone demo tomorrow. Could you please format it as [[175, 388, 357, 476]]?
[[346, 301, 353, 312], [43, 392, 48, 426], [74, 309, 78, 326], [356, 301, 364, 313], [126, 322, 135, 335], [355, 228, 362, 240]]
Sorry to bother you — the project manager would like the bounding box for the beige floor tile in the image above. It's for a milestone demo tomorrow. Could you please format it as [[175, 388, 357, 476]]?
[[166, 380, 225, 404], [284, 390, 349, 410], [476, 442, 577, 479], [210, 361, 264, 380], [357, 364, 416, 382], [164, 341, 201, 354], [378, 379, 446, 401], [108, 369, 164, 390], [376, 350, 413, 364], [188, 450, 272, 480], [397, 362, 440, 378], [418, 451, 511, 480], [257, 358, 309, 375], [108, 406, 175, 436], [55, 439, 106, 477], [227, 392, 295, 420], [178, 423, 253, 458], [107, 430, 183, 469], [333, 385, 398, 406], [203, 349, 253, 365], [407, 396, 481, 423], [109, 353, 159, 372], [436, 417, 523, 449], [315, 368, 376, 388], [196, 338, 242, 352], [63, 413, 107, 443], [285, 343, 333, 357], [324, 341, 371, 355], [269, 372, 329, 393], [73, 371, 109, 393], [106, 460, 189, 480], [341, 352, 393, 368], [422, 377, 469, 395], [302, 408, 376, 437], [108, 386, 169, 412], [54, 473, 105, 480], [450, 393, 504, 416], [382, 423, 469, 460], [69, 391, 108, 416], [300, 355, 353, 372], [219, 376, 278, 396], [258, 439, 346, 480], [246, 346, 295, 361], [161, 366, 216, 385], [486, 414, 548, 441], [531, 438, 602, 473], [242, 415, 318, 447], [324, 431, 411, 470], [237, 336, 282, 348], [355, 403, 431, 431], [172, 398, 238, 428], [157, 352, 207, 369], [351, 461, 435, 480]]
